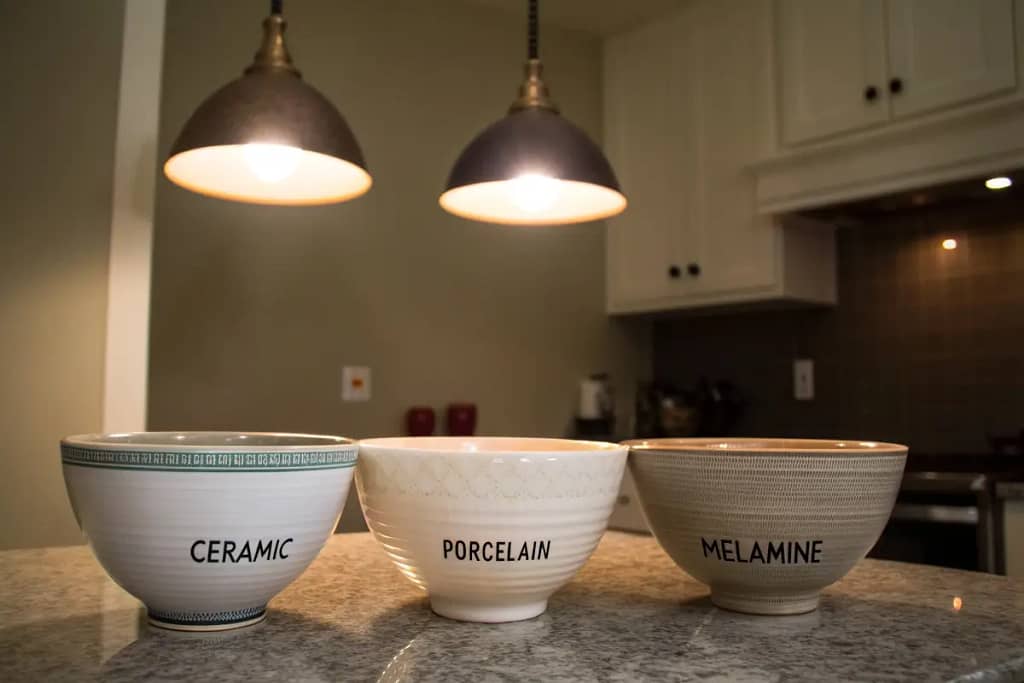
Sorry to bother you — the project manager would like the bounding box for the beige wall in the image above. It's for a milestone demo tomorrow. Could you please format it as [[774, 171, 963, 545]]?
[[150, 0, 650, 528], [0, 1, 125, 548]]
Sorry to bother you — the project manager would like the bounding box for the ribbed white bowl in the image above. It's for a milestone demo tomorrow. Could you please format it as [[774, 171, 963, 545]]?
[[356, 437, 627, 622], [628, 438, 907, 615], [61, 432, 357, 631]]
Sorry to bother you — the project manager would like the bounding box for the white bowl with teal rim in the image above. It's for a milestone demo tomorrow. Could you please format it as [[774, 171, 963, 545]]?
[[60, 432, 357, 632]]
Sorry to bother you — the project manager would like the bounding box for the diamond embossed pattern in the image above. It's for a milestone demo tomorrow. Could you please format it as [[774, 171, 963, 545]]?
[[356, 439, 628, 622]]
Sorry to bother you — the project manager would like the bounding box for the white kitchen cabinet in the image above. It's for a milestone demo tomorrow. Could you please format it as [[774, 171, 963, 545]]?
[[776, 0, 1017, 146], [603, 14, 699, 307], [755, 0, 1024, 214], [777, 0, 889, 144], [887, 0, 1016, 119], [604, 0, 835, 315]]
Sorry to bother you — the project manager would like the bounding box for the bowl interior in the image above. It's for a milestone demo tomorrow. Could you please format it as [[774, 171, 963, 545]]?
[[627, 438, 906, 454], [359, 436, 622, 454], [63, 431, 353, 450]]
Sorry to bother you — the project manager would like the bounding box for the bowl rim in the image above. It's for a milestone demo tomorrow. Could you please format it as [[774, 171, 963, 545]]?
[[359, 436, 625, 456], [623, 437, 907, 455], [62, 431, 355, 451]]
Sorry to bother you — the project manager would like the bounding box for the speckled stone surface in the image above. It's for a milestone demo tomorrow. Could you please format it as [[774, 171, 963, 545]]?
[[1, 532, 1023, 682]]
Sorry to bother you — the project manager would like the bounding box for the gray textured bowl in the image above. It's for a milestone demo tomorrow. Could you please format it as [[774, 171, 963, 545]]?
[[626, 438, 907, 615]]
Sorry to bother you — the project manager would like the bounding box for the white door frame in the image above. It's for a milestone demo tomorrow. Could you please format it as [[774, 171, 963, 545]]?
[[102, 0, 165, 434]]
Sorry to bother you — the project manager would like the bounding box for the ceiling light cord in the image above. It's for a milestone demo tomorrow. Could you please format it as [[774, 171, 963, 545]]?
[[439, 0, 625, 224], [528, 0, 538, 60], [510, 0, 554, 112], [271, 0, 283, 16]]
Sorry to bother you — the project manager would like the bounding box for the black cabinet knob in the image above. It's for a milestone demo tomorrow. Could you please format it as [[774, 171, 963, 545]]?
[[864, 85, 879, 102], [687, 262, 701, 277], [889, 78, 903, 94], [668, 265, 681, 279]]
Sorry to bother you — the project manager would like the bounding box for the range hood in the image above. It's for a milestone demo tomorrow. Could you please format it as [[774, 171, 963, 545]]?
[[798, 172, 1020, 225], [751, 101, 1024, 216]]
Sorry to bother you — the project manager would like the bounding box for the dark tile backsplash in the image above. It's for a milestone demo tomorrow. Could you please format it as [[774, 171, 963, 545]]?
[[653, 199, 1024, 454]]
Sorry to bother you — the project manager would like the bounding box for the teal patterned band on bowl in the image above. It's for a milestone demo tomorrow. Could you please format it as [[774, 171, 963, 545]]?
[[60, 445, 357, 472]]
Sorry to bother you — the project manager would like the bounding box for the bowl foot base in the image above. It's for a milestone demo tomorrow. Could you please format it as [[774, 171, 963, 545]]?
[[711, 590, 820, 616], [147, 606, 268, 632], [430, 597, 547, 623]]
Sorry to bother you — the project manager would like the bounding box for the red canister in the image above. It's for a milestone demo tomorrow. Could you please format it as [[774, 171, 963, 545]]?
[[405, 406, 436, 436], [446, 403, 477, 436]]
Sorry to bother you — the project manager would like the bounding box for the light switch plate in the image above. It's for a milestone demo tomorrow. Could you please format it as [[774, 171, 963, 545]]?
[[342, 366, 371, 401], [793, 359, 814, 401]]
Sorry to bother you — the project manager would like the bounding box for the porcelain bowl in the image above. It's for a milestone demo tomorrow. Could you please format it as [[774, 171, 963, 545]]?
[[61, 432, 357, 631], [626, 438, 907, 615], [356, 437, 628, 623]]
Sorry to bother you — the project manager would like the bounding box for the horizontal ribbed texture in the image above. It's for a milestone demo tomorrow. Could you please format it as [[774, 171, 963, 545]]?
[[356, 444, 627, 621], [630, 445, 906, 614], [63, 464, 353, 629]]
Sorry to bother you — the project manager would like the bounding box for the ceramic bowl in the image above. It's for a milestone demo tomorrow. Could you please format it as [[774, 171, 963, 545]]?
[[61, 432, 357, 631], [356, 437, 628, 623], [626, 438, 907, 615]]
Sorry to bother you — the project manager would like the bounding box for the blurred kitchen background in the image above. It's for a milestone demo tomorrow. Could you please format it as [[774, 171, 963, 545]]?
[[2, 0, 1022, 577]]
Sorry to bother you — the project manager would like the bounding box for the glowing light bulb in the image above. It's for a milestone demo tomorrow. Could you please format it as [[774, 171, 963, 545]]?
[[942, 238, 957, 250], [508, 174, 559, 214], [985, 176, 1012, 190], [243, 143, 302, 183], [953, 596, 963, 611]]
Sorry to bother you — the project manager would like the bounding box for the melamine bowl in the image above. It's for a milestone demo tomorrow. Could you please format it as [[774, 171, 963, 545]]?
[[61, 432, 357, 631], [356, 437, 628, 623], [626, 438, 907, 615]]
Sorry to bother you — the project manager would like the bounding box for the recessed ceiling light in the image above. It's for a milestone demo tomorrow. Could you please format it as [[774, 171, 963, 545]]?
[[942, 238, 957, 250], [985, 176, 1012, 190]]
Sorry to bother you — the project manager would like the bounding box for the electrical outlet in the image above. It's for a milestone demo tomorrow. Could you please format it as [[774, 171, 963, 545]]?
[[793, 359, 814, 401], [341, 366, 371, 401]]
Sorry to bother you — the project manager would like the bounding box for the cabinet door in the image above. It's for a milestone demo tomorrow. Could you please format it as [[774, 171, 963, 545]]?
[[887, 0, 1016, 119], [604, 15, 699, 311], [777, 0, 889, 144], [690, 0, 777, 294]]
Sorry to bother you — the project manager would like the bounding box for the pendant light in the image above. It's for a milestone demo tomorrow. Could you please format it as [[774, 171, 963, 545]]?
[[440, 0, 626, 226], [164, 0, 371, 205]]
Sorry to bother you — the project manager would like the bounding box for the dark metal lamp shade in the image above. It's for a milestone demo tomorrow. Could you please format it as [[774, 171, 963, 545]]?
[[439, 0, 625, 226], [440, 108, 626, 226], [164, 12, 371, 206]]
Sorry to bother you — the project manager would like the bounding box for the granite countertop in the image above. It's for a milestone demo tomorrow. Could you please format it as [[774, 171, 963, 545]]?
[[2, 532, 1023, 682]]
